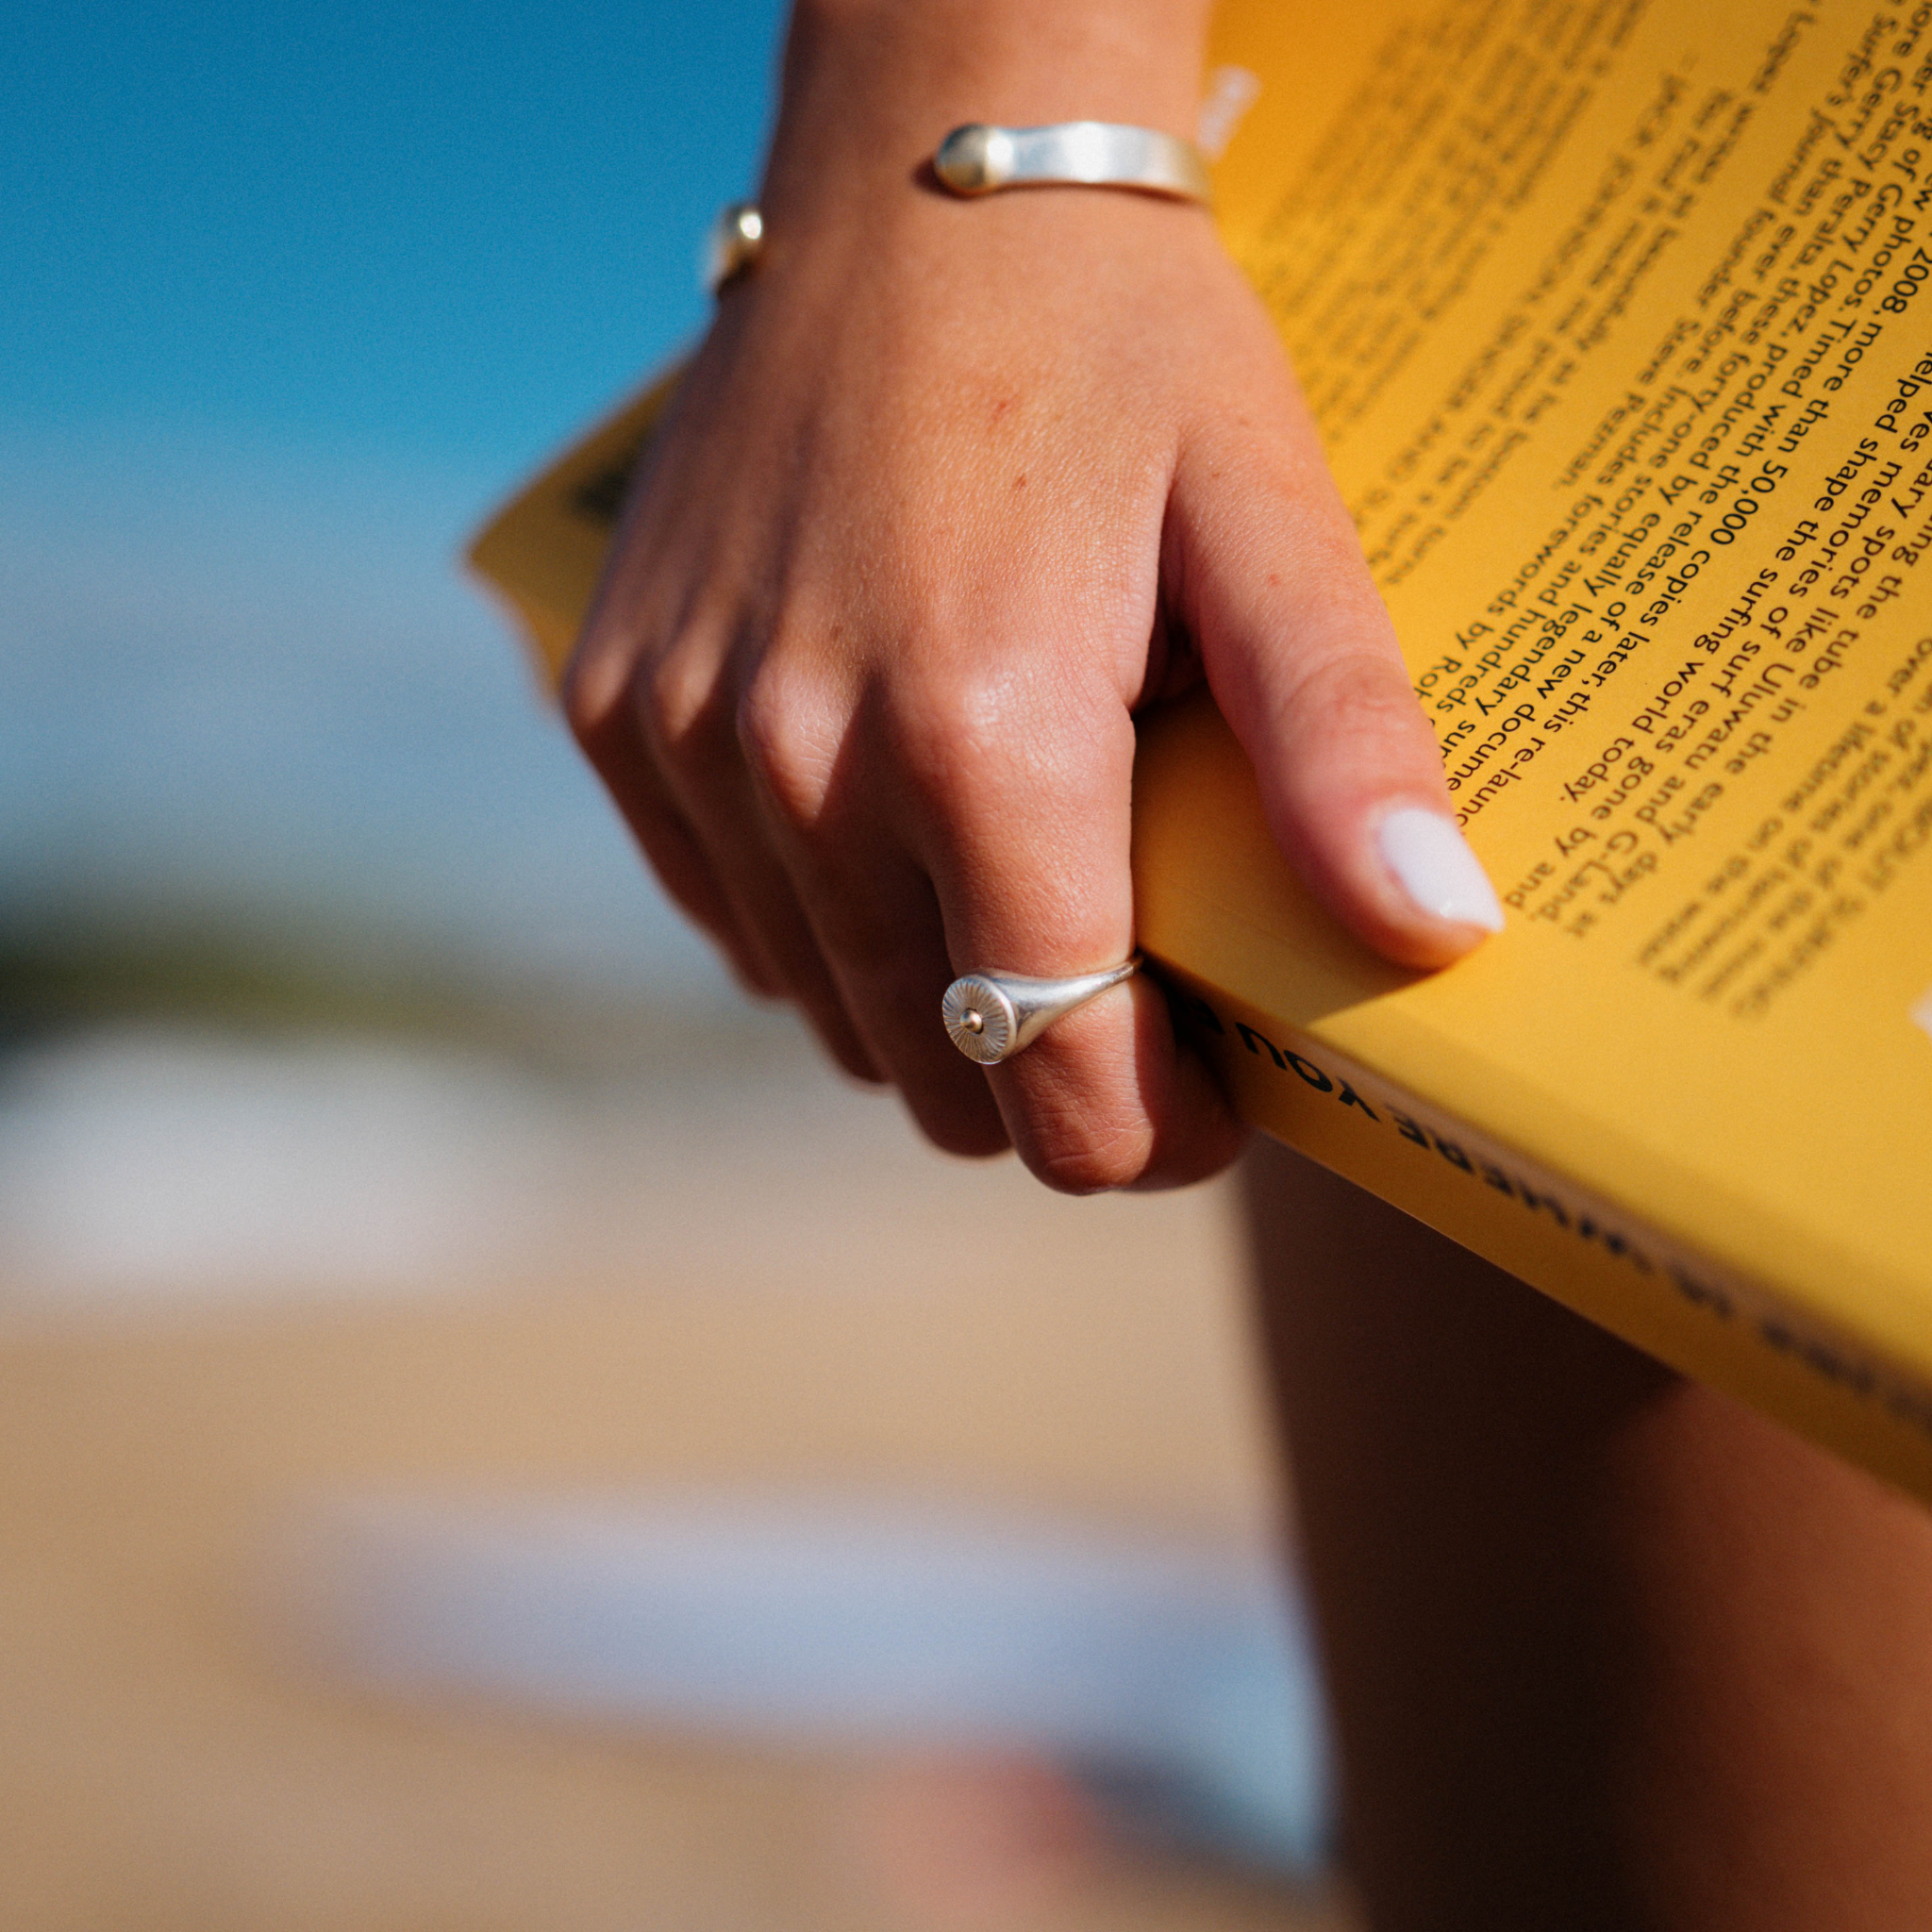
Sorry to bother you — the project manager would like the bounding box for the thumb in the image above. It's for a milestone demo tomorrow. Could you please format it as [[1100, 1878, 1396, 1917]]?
[[1166, 423, 1504, 970]]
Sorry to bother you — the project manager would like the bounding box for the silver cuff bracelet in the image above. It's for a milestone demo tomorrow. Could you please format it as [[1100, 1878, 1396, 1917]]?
[[705, 121, 1209, 298]]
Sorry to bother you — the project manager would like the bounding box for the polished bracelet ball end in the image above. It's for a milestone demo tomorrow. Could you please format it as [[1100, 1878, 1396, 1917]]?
[[941, 958, 1141, 1065], [705, 202, 764, 296], [933, 124, 1020, 194]]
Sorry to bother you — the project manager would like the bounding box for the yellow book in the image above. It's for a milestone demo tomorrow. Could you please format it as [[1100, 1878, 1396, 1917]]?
[[469, 0, 1932, 1503]]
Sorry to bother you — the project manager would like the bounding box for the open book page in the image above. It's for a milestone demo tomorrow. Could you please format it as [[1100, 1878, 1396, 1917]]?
[[1161, 0, 1932, 1324]]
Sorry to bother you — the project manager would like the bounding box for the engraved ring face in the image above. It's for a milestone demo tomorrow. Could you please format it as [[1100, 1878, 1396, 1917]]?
[[942, 976, 1016, 1064], [941, 958, 1140, 1066]]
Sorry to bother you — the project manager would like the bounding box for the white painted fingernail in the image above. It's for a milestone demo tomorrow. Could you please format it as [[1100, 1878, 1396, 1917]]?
[[1375, 808, 1505, 933]]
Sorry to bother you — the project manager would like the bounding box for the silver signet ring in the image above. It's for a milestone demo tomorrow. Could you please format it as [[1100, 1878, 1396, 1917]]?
[[941, 956, 1141, 1065]]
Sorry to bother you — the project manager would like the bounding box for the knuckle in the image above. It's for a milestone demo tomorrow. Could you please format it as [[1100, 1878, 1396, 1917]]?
[[891, 660, 1110, 810], [560, 633, 630, 752], [1033, 1137, 1145, 1196], [641, 650, 726, 767], [890, 665, 998, 775], [1020, 1099, 1150, 1195], [1316, 644, 1411, 712], [736, 667, 834, 828], [1286, 638, 1423, 740]]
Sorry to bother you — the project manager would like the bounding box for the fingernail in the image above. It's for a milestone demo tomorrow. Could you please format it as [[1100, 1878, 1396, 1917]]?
[[1375, 808, 1506, 933]]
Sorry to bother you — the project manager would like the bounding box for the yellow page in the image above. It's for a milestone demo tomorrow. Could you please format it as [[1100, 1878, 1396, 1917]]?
[[1190, 0, 1932, 1338]]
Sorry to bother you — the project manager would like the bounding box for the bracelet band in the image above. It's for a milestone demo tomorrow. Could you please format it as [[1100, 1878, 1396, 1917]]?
[[704, 121, 1210, 299], [932, 122, 1213, 206]]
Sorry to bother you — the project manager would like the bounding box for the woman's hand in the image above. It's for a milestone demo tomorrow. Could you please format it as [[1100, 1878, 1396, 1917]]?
[[567, 0, 1501, 1192]]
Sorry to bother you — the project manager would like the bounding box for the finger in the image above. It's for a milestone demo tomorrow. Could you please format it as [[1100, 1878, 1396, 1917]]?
[[563, 679, 784, 1001], [736, 669, 1009, 1155], [774, 832, 1012, 1158], [570, 640, 885, 1082], [671, 758, 889, 1085], [900, 660, 1245, 1193], [1170, 419, 1506, 971]]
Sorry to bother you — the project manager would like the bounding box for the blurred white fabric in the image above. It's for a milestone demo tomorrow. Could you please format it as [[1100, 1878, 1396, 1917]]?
[[0, 1023, 1244, 1320], [281, 1492, 1332, 1871], [0, 1027, 576, 1300]]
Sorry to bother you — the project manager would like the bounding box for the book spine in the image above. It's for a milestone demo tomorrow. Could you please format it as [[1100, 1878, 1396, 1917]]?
[[1157, 961, 1932, 1507]]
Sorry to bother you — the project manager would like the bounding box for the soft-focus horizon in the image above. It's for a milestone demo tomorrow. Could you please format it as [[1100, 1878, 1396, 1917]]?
[[2, 0, 790, 1003]]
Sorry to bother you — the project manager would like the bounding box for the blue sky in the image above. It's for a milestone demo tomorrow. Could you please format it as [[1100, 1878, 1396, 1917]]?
[[1, 0, 784, 460], [0, 0, 789, 998]]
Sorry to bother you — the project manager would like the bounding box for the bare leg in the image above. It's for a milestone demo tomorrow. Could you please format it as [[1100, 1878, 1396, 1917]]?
[[1244, 1137, 1932, 1932]]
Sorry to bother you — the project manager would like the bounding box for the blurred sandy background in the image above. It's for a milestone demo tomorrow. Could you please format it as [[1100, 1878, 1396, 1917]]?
[[0, 1, 1352, 1924], [0, 1016, 1349, 1930]]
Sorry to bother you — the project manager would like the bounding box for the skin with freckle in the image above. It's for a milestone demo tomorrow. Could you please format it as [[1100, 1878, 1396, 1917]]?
[[570, 0, 1491, 1195]]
